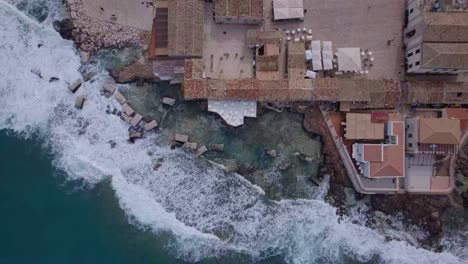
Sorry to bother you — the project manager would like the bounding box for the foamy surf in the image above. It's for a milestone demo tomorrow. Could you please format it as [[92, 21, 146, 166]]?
[[0, 1, 465, 263]]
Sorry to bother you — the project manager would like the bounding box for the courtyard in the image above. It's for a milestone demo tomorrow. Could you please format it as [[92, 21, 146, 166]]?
[[262, 0, 406, 80]]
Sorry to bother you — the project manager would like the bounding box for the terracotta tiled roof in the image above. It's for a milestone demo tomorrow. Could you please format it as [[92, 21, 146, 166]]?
[[445, 108, 468, 131], [246, 30, 282, 46], [421, 43, 468, 70], [214, 0, 263, 19], [405, 81, 468, 105], [423, 12, 468, 43], [182, 58, 400, 104], [363, 145, 383, 162], [168, 0, 204, 57], [419, 118, 461, 145], [257, 55, 279, 71], [367, 122, 405, 178]]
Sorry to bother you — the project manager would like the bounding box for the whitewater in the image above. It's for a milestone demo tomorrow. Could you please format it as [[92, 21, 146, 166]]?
[[0, 1, 465, 263]]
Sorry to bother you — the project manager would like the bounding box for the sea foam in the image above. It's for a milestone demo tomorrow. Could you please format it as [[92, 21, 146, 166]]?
[[0, 1, 465, 263]]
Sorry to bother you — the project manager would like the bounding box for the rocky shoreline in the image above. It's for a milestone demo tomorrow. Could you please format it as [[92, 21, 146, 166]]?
[[54, 2, 465, 251], [61, 0, 143, 52]]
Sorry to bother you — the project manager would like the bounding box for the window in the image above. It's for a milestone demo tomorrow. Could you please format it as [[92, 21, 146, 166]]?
[[408, 64, 413, 69], [415, 49, 420, 54], [408, 143, 413, 148], [415, 61, 420, 66], [408, 133, 413, 138], [408, 52, 413, 57], [410, 8, 414, 14], [457, 92, 463, 98]]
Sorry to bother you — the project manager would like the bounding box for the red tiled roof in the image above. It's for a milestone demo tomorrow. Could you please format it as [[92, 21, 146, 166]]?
[[363, 145, 383, 162]]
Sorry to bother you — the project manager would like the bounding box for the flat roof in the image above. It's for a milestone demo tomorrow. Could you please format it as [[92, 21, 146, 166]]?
[[345, 113, 385, 140]]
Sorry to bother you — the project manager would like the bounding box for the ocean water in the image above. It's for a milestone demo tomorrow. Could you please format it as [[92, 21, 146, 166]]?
[[0, 0, 466, 263]]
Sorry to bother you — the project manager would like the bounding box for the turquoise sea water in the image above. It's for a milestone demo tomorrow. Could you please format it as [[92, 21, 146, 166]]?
[[0, 132, 184, 264]]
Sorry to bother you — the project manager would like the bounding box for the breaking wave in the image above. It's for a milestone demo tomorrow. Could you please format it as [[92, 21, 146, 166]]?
[[0, 1, 465, 263]]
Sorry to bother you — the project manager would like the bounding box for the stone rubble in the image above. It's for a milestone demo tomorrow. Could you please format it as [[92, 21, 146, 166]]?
[[66, 0, 142, 51]]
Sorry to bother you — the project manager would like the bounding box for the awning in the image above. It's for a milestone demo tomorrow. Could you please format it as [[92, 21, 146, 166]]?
[[337, 47, 362, 72], [273, 0, 304, 20]]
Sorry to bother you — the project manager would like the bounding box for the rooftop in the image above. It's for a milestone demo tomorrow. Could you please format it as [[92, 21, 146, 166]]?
[[168, 0, 204, 57], [405, 81, 468, 105], [345, 113, 385, 140], [354, 121, 405, 178], [214, 0, 263, 19], [423, 12, 468, 43], [419, 118, 461, 145], [421, 42, 468, 70]]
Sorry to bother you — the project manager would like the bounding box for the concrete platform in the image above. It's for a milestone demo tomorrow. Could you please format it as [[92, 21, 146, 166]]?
[[208, 100, 257, 127], [203, 3, 256, 79], [81, 0, 154, 30]]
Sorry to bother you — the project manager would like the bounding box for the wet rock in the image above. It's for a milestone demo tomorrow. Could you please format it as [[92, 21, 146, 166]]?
[[208, 144, 224, 152], [240, 162, 256, 175], [196, 146, 208, 157], [296, 152, 314, 163], [68, 80, 82, 93], [109, 61, 158, 84], [277, 159, 292, 171], [80, 51, 90, 64], [223, 159, 239, 173], [74, 95, 85, 109], [53, 19, 75, 40], [108, 140, 117, 149], [82, 71, 96, 82], [265, 149, 277, 158], [343, 187, 356, 205]]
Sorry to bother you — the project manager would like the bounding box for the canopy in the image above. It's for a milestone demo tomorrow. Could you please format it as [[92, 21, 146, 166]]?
[[273, 0, 304, 20], [312, 60, 323, 71], [337, 47, 362, 72], [323, 59, 333, 70], [306, 70, 317, 78], [311, 40, 321, 51], [305, 49, 312, 61]]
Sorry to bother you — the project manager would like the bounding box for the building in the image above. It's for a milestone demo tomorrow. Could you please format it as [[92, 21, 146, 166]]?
[[213, 0, 263, 24], [352, 121, 405, 178], [404, 0, 468, 74], [150, 0, 204, 82], [404, 80, 468, 105], [443, 107, 468, 132], [406, 118, 461, 154], [344, 113, 385, 140]]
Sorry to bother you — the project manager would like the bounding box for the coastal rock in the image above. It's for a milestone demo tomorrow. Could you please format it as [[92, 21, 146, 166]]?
[[265, 149, 277, 158], [277, 159, 292, 171], [109, 61, 158, 84], [370, 194, 449, 238], [67, 1, 141, 51], [53, 18, 74, 40], [303, 105, 352, 187]]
